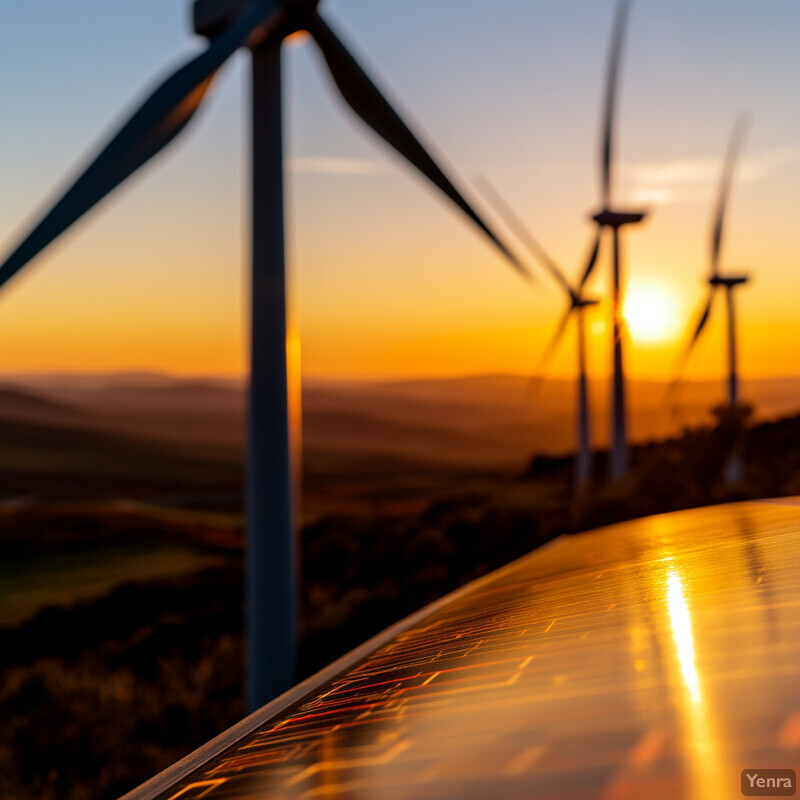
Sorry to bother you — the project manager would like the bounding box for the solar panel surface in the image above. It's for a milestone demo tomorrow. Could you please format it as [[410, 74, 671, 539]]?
[[122, 499, 800, 800]]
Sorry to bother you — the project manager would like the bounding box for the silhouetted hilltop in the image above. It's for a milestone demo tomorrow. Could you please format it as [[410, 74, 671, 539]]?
[[3, 371, 800, 511], [0, 386, 85, 427]]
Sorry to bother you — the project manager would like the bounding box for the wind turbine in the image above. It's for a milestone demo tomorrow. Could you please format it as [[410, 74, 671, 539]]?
[[584, 0, 647, 481], [678, 116, 751, 479], [0, 0, 531, 711], [478, 179, 600, 488]]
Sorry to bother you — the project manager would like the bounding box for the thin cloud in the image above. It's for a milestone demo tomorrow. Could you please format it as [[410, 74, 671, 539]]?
[[739, 147, 800, 182], [288, 157, 388, 176], [622, 147, 800, 206]]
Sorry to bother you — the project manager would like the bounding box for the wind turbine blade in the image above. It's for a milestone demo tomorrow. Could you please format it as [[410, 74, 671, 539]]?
[[600, 0, 632, 208], [577, 228, 602, 291], [538, 304, 574, 376], [710, 114, 749, 277], [475, 176, 570, 292], [668, 290, 715, 398], [674, 289, 715, 382], [0, 5, 286, 291], [303, 10, 531, 282], [688, 290, 714, 349]]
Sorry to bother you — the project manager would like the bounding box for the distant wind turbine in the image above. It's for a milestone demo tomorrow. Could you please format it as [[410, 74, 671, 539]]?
[[478, 178, 601, 488], [583, 0, 648, 481], [0, 0, 530, 711], [677, 116, 751, 479]]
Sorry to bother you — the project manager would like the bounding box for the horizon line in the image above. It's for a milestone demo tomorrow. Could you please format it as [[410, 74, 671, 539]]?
[[3, 368, 800, 387]]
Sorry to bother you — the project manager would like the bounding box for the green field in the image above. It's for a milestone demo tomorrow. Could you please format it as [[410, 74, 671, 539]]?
[[0, 542, 227, 626]]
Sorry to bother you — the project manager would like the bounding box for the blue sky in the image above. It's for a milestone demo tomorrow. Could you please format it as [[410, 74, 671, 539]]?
[[0, 2, 799, 379]]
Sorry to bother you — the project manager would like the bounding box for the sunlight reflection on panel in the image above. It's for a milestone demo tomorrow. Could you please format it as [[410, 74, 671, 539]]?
[[667, 571, 700, 703], [665, 567, 729, 800]]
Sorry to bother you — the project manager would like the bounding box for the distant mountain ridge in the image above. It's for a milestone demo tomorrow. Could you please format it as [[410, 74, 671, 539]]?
[[1, 373, 799, 481], [0, 385, 85, 427]]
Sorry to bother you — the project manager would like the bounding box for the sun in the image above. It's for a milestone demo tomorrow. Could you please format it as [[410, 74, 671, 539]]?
[[622, 281, 680, 344]]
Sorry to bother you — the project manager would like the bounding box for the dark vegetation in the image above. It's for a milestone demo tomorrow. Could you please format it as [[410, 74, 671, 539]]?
[[3, 383, 800, 799]]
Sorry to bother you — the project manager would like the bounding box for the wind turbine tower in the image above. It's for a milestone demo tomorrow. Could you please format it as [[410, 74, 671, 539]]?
[[680, 116, 751, 481], [478, 180, 601, 488], [0, 0, 530, 711], [709, 118, 751, 413], [590, 0, 647, 480]]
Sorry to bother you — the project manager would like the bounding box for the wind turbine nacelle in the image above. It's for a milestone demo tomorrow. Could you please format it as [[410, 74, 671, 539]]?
[[194, 0, 287, 38], [195, 0, 248, 37], [709, 274, 749, 288], [591, 209, 647, 228]]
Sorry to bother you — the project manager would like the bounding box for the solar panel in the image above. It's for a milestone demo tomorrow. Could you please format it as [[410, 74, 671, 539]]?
[[121, 499, 800, 800]]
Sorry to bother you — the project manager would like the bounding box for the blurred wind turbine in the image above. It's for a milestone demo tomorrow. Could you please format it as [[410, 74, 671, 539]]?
[[583, 0, 647, 481], [478, 178, 600, 488], [0, 0, 531, 711], [677, 116, 751, 480]]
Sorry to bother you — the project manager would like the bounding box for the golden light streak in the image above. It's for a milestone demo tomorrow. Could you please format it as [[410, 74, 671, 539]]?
[[285, 30, 310, 47], [665, 567, 729, 800], [287, 327, 303, 470], [666, 571, 701, 703]]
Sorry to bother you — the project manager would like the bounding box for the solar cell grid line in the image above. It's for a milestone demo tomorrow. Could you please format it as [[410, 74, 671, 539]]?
[[122, 500, 800, 800]]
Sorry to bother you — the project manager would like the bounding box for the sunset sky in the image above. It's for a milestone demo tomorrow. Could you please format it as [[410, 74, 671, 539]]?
[[0, 1, 798, 381]]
